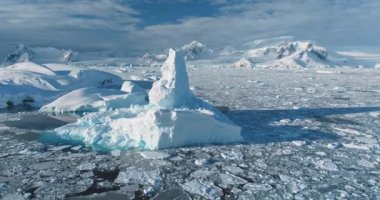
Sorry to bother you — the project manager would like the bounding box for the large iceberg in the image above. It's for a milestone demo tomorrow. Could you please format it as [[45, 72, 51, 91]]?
[[40, 87, 147, 113], [0, 62, 124, 107], [54, 49, 242, 150]]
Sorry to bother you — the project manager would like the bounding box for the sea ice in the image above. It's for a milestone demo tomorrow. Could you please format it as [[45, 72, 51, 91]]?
[[114, 167, 162, 190], [314, 159, 339, 171], [219, 173, 248, 186], [181, 179, 223, 199], [140, 151, 170, 160]]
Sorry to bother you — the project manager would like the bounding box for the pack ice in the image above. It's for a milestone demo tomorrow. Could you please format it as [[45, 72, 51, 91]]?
[[54, 49, 242, 150]]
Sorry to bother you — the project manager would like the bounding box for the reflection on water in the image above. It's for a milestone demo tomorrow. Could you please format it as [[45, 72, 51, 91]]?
[[0, 110, 81, 145], [3, 114, 71, 130]]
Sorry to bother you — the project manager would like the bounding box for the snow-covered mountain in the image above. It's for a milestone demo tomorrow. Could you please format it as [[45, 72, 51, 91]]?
[[181, 41, 213, 60], [3, 44, 35, 65], [245, 41, 331, 68], [227, 39, 375, 68], [3, 44, 77, 65], [140, 53, 168, 67]]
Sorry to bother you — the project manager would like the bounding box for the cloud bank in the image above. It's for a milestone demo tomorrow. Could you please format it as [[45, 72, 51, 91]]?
[[1, 0, 380, 57]]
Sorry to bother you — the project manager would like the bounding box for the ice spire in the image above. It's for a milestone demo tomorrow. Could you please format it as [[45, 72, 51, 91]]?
[[148, 48, 194, 108]]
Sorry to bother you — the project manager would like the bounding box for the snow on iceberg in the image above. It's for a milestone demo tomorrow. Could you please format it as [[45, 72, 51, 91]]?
[[232, 58, 252, 68], [148, 49, 194, 109], [0, 62, 124, 107], [53, 48, 242, 150], [40, 87, 147, 113]]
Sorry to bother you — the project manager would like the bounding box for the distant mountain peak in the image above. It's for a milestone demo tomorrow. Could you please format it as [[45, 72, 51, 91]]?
[[181, 41, 213, 60], [3, 44, 35, 65], [3, 45, 76, 65]]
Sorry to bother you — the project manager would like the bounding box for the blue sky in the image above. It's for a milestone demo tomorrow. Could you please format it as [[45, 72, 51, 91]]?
[[1, 0, 380, 57]]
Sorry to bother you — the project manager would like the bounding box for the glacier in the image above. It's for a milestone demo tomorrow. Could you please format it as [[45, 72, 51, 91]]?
[[53, 48, 242, 150]]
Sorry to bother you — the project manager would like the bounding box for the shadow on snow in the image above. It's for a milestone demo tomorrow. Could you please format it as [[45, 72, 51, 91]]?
[[226, 106, 380, 144]]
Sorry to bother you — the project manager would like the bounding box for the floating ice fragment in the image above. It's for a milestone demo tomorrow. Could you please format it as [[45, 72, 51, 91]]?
[[71, 145, 82, 151], [114, 167, 161, 188], [219, 173, 247, 185], [48, 145, 71, 151], [191, 169, 215, 178], [357, 159, 375, 168], [140, 151, 170, 160], [314, 159, 338, 171], [223, 165, 244, 175], [2, 193, 26, 200], [111, 149, 122, 157], [221, 151, 244, 160], [181, 179, 223, 199], [78, 162, 96, 171], [28, 161, 58, 170], [194, 158, 208, 166], [243, 183, 272, 192]]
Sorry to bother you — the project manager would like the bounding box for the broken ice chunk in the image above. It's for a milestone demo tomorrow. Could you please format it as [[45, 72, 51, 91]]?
[[181, 179, 223, 199], [114, 167, 162, 187], [314, 159, 338, 171], [48, 145, 71, 151], [78, 162, 96, 171], [140, 151, 170, 160], [29, 161, 57, 170], [357, 159, 375, 168], [2, 193, 25, 200], [194, 158, 208, 166], [221, 151, 244, 160], [218, 173, 247, 186], [243, 183, 272, 192]]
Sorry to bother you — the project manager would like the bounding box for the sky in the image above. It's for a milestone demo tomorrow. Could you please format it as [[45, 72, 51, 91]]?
[[1, 0, 380, 58]]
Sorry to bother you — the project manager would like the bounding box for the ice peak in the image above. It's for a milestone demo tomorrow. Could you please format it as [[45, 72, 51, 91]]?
[[181, 41, 213, 60], [148, 48, 194, 109], [61, 49, 74, 63], [3, 44, 35, 65]]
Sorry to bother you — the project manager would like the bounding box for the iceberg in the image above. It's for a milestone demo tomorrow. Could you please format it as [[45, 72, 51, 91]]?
[[232, 58, 252, 68], [0, 62, 124, 107], [40, 87, 147, 113], [54, 48, 242, 150], [148, 49, 194, 109]]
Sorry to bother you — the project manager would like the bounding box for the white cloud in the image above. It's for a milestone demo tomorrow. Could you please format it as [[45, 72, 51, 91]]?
[[0, 0, 139, 29], [1, 0, 380, 58], [129, 0, 380, 52]]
